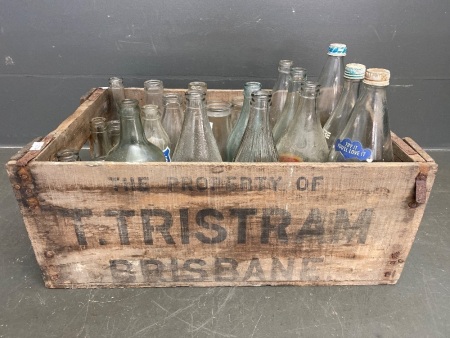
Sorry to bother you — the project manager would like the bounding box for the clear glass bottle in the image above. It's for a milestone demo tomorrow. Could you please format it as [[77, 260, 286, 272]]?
[[144, 79, 164, 113], [109, 77, 125, 120], [272, 67, 307, 143], [328, 68, 393, 162], [107, 120, 120, 149], [89, 117, 111, 160], [268, 60, 293, 128], [207, 101, 232, 161], [277, 81, 328, 162], [317, 43, 346, 126], [230, 96, 244, 128], [188, 81, 207, 104], [161, 93, 184, 153], [235, 90, 278, 162], [105, 99, 165, 162], [225, 82, 261, 162], [172, 90, 222, 162], [141, 104, 171, 162], [56, 149, 81, 162], [323, 63, 366, 149]]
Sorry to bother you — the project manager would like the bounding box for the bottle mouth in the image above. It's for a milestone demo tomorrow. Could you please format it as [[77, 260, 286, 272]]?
[[163, 93, 181, 104], [244, 82, 262, 96], [119, 99, 140, 118], [90, 117, 107, 132], [278, 60, 294, 72], [301, 81, 320, 96], [251, 90, 272, 104], [188, 81, 207, 93], [207, 101, 232, 117], [109, 76, 123, 88], [141, 104, 161, 119], [144, 79, 163, 90]]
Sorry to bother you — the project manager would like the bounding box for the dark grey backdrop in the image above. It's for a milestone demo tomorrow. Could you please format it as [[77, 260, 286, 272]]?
[[1, 0, 449, 148]]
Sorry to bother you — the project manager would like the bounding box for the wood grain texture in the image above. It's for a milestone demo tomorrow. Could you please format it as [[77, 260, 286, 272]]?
[[5, 88, 438, 288]]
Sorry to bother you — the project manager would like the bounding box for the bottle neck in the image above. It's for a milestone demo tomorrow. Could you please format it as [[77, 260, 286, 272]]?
[[359, 83, 387, 109], [289, 79, 303, 93], [343, 78, 362, 99], [248, 98, 270, 129], [318, 56, 344, 83], [119, 111, 147, 144]]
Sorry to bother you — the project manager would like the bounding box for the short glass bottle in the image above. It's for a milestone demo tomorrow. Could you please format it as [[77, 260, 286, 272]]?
[[144, 80, 164, 113], [107, 120, 120, 149], [268, 60, 293, 128], [172, 90, 222, 162], [316, 43, 346, 126], [141, 104, 171, 162], [235, 90, 278, 162], [56, 149, 81, 162], [109, 77, 125, 120], [105, 99, 165, 162], [230, 96, 244, 128], [277, 81, 328, 162], [90, 117, 111, 160], [207, 101, 232, 161], [225, 82, 261, 161], [328, 68, 393, 162], [323, 63, 366, 149], [272, 67, 307, 143], [161, 93, 184, 153]]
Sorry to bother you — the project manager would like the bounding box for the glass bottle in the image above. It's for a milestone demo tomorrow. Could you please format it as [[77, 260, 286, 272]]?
[[268, 60, 293, 128], [188, 81, 207, 104], [277, 81, 328, 162], [109, 77, 125, 120], [172, 90, 222, 162], [316, 43, 346, 126], [328, 68, 393, 162], [323, 63, 366, 149], [105, 99, 165, 162], [89, 117, 111, 160], [225, 82, 261, 162], [161, 93, 184, 153], [272, 67, 307, 143], [107, 120, 120, 149], [56, 149, 81, 162], [144, 80, 164, 113], [141, 104, 171, 162], [235, 90, 278, 162], [230, 96, 244, 128], [207, 101, 232, 161]]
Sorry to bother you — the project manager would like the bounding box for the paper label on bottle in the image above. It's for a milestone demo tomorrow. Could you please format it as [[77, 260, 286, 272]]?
[[163, 147, 171, 162], [335, 138, 372, 162]]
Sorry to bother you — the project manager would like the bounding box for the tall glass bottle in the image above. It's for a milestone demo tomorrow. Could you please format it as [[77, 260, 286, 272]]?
[[90, 117, 111, 160], [230, 96, 244, 128], [277, 82, 328, 162], [172, 91, 222, 162], [105, 99, 165, 162], [329, 68, 393, 162], [109, 77, 125, 120], [207, 102, 232, 161], [144, 80, 164, 113], [272, 67, 307, 143], [225, 82, 261, 162], [316, 43, 346, 126], [161, 93, 184, 153], [268, 60, 293, 128], [235, 90, 278, 162], [141, 104, 171, 162], [323, 63, 366, 149]]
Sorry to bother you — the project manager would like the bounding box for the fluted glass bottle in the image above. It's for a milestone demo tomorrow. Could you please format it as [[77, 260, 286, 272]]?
[[144, 80, 164, 113], [161, 93, 184, 153], [277, 82, 328, 162], [225, 82, 261, 161], [105, 99, 165, 162], [141, 104, 171, 162], [172, 91, 222, 162], [235, 90, 278, 162], [90, 117, 111, 160], [329, 68, 393, 162], [323, 63, 366, 149], [109, 77, 125, 120], [207, 102, 232, 161], [317, 43, 346, 126], [272, 67, 307, 143], [268, 60, 293, 128]]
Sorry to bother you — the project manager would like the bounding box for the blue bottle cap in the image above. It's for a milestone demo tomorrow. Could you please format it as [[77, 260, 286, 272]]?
[[344, 63, 366, 79], [327, 43, 347, 56]]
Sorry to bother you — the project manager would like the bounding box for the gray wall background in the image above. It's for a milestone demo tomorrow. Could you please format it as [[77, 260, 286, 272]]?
[[0, 0, 449, 148]]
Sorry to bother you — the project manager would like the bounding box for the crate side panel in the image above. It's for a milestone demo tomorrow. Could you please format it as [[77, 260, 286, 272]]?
[[26, 162, 434, 287]]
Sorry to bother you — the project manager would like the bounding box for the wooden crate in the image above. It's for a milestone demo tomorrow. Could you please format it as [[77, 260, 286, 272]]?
[[6, 88, 438, 288]]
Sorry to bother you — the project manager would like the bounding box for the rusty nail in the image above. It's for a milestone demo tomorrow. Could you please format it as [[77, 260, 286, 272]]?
[[44, 251, 55, 258], [408, 201, 419, 209], [384, 272, 391, 277], [13, 184, 21, 190], [398, 259, 404, 263]]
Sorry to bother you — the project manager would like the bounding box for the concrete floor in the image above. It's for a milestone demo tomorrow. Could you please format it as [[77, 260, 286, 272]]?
[[1, 148, 449, 338]]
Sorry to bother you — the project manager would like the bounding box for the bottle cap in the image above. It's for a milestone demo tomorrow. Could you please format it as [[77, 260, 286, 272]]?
[[363, 68, 390, 86], [327, 43, 347, 56], [344, 63, 366, 79]]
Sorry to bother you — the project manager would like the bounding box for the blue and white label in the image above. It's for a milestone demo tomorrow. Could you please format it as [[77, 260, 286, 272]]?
[[163, 147, 171, 162], [335, 138, 372, 162]]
